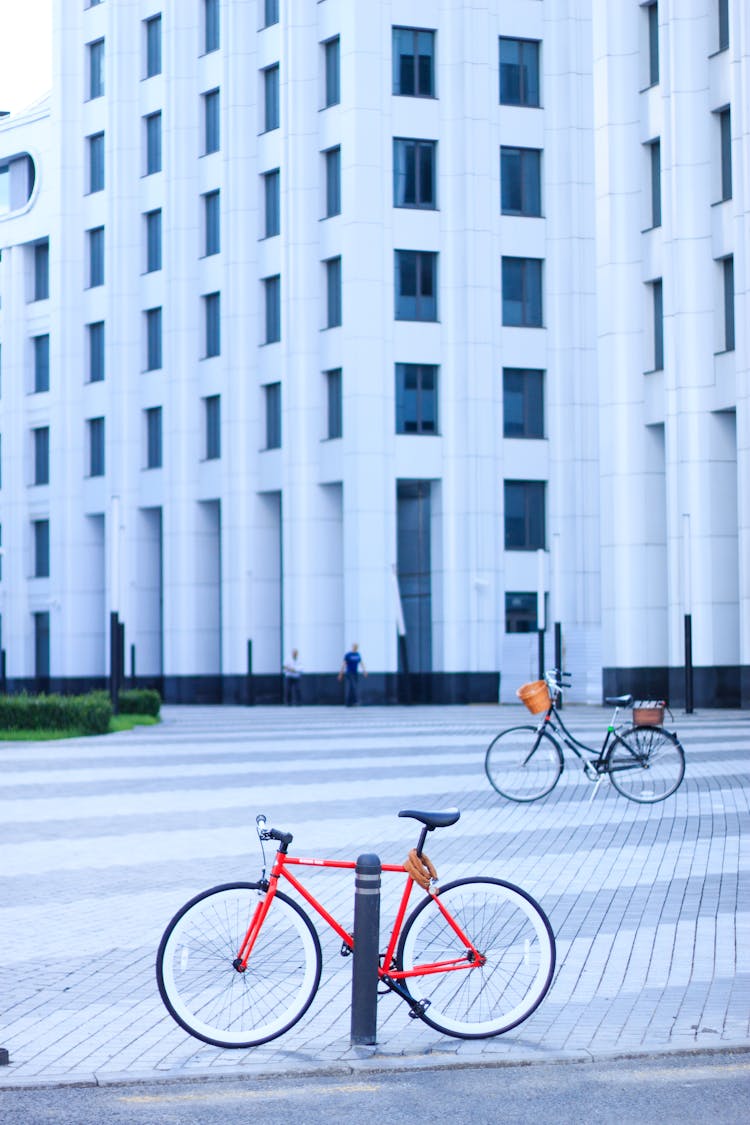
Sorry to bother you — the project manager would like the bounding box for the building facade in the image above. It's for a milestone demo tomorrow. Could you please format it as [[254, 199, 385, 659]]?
[[0, 0, 747, 707]]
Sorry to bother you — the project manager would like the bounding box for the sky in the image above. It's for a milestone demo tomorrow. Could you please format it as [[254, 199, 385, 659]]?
[[0, 1, 53, 116]]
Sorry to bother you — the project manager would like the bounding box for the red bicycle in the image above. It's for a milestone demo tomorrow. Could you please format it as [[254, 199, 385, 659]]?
[[156, 808, 556, 1048]]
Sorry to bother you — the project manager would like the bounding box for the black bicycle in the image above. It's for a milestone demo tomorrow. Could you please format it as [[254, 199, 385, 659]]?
[[485, 671, 685, 804]]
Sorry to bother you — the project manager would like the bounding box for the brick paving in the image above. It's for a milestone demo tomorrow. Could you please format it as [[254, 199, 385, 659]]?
[[0, 702, 748, 1088]]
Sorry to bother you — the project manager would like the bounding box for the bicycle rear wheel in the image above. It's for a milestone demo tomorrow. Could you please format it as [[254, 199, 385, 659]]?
[[396, 877, 556, 1038], [485, 726, 563, 801], [156, 882, 322, 1048], [606, 725, 685, 803]]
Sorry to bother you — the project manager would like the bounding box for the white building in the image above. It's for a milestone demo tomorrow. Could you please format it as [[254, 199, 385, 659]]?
[[0, 0, 747, 708]]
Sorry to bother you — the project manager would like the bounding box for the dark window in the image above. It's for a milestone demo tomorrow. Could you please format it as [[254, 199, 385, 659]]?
[[88, 132, 104, 193], [33, 335, 50, 393], [719, 107, 732, 201], [203, 190, 220, 255], [395, 250, 437, 321], [264, 0, 279, 28], [88, 38, 105, 99], [264, 275, 281, 343], [88, 322, 105, 383], [394, 139, 435, 208], [652, 278, 663, 369], [505, 592, 538, 633], [204, 89, 220, 154], [265, 382, 281, 449], [504, 480, 546, 550], [204, 292, 221, 357], [325, 256, 342, 328], [34, 611, 50, 679], [204, 395, 221, 459], [33, 519, 50, 577], [146, 307, 162, 370], [396, 480, 432, 674], [264, 65, 280, 131], [146, 406, 162, 468], [145, 14, 162, 78], [324, 37, 340, 107], [324, 147, 340, 217], [88, 416, 105, 477], [718, 0, 729, 50], [33, 426, 49, 485], [145, 209, 162, 272], [392, 27, 435, 97], [34, 241, 49, 300], [501, 147, 541, 216], [396, 364, 438, 434], [499, 37, 540, 107], [722, 256, 735, 352], [263, 169, 280, 236], [503, 369, 544, 438], [502, 257, 542, 327], [649, 139, 661, 228], [325, 368, 342, 439], [88, 226, 104, 287], [647, 3, 659, 86], [145, 112, 162, 174], [204, 0, 219, 53]]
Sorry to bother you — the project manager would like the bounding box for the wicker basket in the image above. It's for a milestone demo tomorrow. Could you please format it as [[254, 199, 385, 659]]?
[[633, 700, 665, 725], [517, 680, 551, 714]]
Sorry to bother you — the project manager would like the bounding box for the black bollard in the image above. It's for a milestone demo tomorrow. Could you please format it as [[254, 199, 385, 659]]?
[[350, 853, 381, 1046]]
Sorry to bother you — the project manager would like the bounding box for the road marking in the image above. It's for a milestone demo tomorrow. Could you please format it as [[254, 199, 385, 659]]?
[[120, 1081, 380, 1104]]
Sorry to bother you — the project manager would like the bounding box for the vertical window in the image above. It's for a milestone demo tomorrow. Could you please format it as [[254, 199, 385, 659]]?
[[34, 241, 49, 300], [652, 278, 664, 370], [264, 382, 281, 449], [264, 64, 280, 131], [204, 395, 221, 459], [503, 369, 544, 438], [204, 0, 219, 53], [719, 107, 732, 201], [392, 27, 435, 97], [324, 147, 341, 217], [504, 481, 546, 550], [263, 169, 280, 237], [648, 139, 661, 228], [325, 368, 342, 439], [722, 256, 735, 352], [203, 189, 220, 255], [88, 417, 105, 477], [145, 209, 162, 272], [204, 89, 220, 154], [647, 2, 659, 86], [33, 519, 50, 577], [87, 132, 105, 193], [324, 37, 340, 107], [88, 226, 105, 287], [34, 611, 51, 678], [264, 0, 279, 28], [33, 426, 50, 485], [502, 257, 543, 327], [145, 407, 162, 468], [395, 250, 437, 321], [88, 38, 105, 99], [718, 0, 729, 50], [264, 275, 281, 343], [499, 38, 540, 107], [145, 307, 162, 370], [204, 292, 221, 357], [88, 322, 105, 383], [395, 364, 438, 434], [33, 334, 50, 393], [501, 147, 541, 216], [505, 593, 538, 634], [325, 256, 342, 328], [145, 112, 162, 174], [145, 14, 162, 78], [393, 139, 436, 209]]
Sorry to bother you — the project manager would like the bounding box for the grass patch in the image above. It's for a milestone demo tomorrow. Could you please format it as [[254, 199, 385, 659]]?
[[109, 713, 160, 733], [0, 714, 160, 741]]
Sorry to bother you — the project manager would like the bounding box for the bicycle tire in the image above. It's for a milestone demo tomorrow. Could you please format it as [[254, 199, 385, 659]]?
[[605, 725, 685, 803], [485, 725, 563, 802], [396, 877, 556, 1039], [156, 882, 322, 1048]]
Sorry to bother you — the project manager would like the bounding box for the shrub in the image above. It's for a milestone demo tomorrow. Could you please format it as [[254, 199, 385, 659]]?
[[0, 692, 112, 735], [118, 688, 161, 717]]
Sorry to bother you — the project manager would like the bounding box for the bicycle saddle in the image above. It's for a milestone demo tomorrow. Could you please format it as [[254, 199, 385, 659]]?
[[398, 808, 460, 830], [605, 694, 634, 707]]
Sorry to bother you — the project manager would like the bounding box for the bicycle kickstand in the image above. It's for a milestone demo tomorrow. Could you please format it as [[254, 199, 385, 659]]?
[[588, 775, 605, 802]]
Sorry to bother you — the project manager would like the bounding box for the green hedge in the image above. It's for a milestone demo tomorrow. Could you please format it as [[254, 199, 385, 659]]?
[[0, 692, 112, 735], [118, 688, 161, 717]]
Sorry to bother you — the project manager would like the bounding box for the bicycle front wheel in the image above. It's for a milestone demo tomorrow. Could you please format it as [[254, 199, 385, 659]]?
[[396, 877, 556, 1039], [606, 725, 685, 803], [485, 725, 563, 801], [156, 882, 322, 1048]]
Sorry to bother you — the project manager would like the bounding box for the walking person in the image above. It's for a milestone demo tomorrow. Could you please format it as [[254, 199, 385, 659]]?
[[338, 643, 367, 707], [282, 649, 303, 706]]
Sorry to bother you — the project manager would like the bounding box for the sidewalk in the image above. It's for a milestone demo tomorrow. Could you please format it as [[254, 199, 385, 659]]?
[[1, 703, 748, 1088]]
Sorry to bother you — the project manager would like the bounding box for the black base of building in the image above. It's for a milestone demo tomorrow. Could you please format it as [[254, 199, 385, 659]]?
[[603, 665, 750, 709]]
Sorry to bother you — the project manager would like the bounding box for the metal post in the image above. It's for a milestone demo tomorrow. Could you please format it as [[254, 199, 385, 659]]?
[[110, 611, 120, 714], [130, 643, 136, 680], [554, 622, 563, 710], [246, 640, 255, 706], [350, 853, 381, 1046], [684, 613, 694, 714]]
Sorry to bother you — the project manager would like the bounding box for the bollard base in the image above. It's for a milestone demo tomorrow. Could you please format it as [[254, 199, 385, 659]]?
[[0, 1047, 9, 1066]]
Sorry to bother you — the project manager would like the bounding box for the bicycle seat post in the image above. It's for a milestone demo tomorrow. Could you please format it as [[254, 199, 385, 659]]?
[[415, 825, 429, 858]]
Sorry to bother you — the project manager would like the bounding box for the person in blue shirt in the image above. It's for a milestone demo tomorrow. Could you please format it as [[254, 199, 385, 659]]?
[[338, 643, 367, 706]]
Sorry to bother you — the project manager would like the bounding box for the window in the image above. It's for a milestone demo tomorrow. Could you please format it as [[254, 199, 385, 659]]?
[[501, 147, 541, 216], [324, 37, 340, 107], [33, 426, 50, 485], [88, 417, 105, 477], [33, 334, 50, 393], [88, 38, 104, 99], [204, 395, 220, 459], [499, 38, 540, 107], [145, 407, 162, 468], [33, 241, 49, 301], [647, 2, 659, 86], [503, 369, 544, 438], [203, 89, 220, 154], [325, 257, 342, 328], [505, 592, 538, 634], [395, 250, 437, 321], [145, 14, 162, 78], [203, 190, 220, 255], [204, 292, 221, 357], [648, 139, 661, 228], [204, 0, 219, 53], [263, 169, 280, 237], [393, 139, 436, 209], [264, 64, 280, 131], [719, 107, 732, 201], [264, 0, 279, 27], [651, 278, 664, 369], [88, 226, 104, 287], [145, 209, 162, 272], [325, 368, 342, 439], [324, 147, 340, 217], [502, 257, 542, 327], [33, 519, 50, 577], [504, 481, 545, 550], [34, 611, 50, 678], [88, 321, 105, 383], [392, 27, 435, 97], [145, 112, 162, 174], [264, 275, 281, 343], [264, 383, 281, 449], [87, 132, 104, 193], [721, 256, 735, 352], [145, 307, 162, 370], [718, 0, 729, 50], [396, 364, 438, 434]]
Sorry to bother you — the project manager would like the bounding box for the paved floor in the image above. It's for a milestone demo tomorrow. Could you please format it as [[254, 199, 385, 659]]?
[[0, 702, 748, 1088]]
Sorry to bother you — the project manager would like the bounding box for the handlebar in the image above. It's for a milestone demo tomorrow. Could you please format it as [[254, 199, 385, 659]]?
[[256, 814, 293, 849], [544, 669, 571, 696]]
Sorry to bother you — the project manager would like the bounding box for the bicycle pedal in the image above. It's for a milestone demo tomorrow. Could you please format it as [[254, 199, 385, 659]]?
[[408, 999, 431, 1019]]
